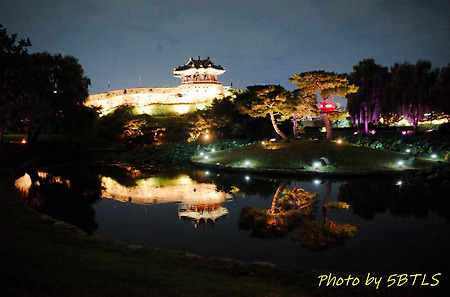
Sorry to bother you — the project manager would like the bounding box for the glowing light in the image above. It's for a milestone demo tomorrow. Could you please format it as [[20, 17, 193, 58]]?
[[173, 105, 191, 114], [204, 134, 210, 140], [336, 139, 343, 144], [211, 148, 216, 152], [353, 131, 359, 135], [319, 102, 337, 112], [270, 138, 277, 143], [397, 160, 404, 167], [313, 179, 321, 185], [205, 171, 210, 176], [244, 160, 250, 166], [261, 141, 266, 145], [199, 152, 204, 156], [396, 180, 402, 186], [369, 130, 376, 135], [204, 156, 209, 160], [312, 161, 321, 169], [245, 175, 250, 181], [402, 131, 407, 135], [431, 154, 437, 159], [21, 138, 27, 144], [405, 148, 411, 153]]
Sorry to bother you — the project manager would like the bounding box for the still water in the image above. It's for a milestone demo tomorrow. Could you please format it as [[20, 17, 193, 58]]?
[[15, 160, 450, 276]]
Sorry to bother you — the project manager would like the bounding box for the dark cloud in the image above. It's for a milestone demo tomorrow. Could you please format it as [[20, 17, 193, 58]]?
[[1, 0, 449, 94]]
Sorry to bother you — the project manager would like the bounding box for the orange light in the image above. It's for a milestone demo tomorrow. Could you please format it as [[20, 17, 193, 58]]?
[[21, 139, 27, 144]]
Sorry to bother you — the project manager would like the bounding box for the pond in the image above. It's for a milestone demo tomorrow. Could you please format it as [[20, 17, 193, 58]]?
[[14, 159, 450, 276]]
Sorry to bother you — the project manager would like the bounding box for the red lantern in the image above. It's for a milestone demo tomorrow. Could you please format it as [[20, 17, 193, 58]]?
[[319, 102, 337, 112]]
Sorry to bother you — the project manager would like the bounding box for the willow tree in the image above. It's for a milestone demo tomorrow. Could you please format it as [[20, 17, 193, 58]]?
[[290, 71, 358, 141], [236, 85, 294, 141]]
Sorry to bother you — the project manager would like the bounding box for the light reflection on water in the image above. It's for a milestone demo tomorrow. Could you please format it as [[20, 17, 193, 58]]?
[[15, 166, 450, 275]]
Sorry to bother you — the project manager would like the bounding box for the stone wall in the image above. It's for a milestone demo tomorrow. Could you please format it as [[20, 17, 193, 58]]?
[[85, 84, 228, 115]]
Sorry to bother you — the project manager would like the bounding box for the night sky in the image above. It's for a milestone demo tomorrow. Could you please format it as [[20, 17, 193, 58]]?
[[1, 0, 449, 95]]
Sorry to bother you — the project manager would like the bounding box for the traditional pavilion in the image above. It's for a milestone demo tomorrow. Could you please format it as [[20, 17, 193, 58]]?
[[85, 56, 229, 116], [178, 203, 229, 227], [173, 56, 226, 84]]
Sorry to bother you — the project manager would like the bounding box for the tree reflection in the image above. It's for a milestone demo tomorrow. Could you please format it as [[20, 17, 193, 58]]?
[[15, 163, 102, 235], [238, 181, 356, 251], [337, 178, 450, 222]]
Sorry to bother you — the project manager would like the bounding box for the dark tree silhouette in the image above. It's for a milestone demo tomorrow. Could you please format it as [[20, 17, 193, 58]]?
[[347, 59, 389, 133]]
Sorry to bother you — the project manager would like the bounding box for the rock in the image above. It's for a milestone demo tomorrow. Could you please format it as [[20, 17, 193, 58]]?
[[320, 157, 331, 166]]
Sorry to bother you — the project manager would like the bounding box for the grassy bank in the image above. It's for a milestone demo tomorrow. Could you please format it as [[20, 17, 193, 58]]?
[[191, 140, 443, 174]]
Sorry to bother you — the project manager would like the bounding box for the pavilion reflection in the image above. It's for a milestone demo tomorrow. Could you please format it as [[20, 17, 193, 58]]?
[[100, 175, 231, 226]]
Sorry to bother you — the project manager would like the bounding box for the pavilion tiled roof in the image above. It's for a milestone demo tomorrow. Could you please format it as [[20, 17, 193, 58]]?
[[174, 56, 225, 71]]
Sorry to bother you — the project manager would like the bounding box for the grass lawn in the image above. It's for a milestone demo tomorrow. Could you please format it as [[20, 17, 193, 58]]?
[[191, 140, 441, 174]]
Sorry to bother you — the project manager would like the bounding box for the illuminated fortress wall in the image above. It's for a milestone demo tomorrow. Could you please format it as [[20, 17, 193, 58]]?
[[85, 57, 230, 116], [85, 83, 228, 115]]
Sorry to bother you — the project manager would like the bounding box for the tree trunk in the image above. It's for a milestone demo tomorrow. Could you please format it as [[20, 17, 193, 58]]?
[[364, 120, 369, 135], [322, 113, 332, 142], [322, 183, 332, 226], [269, 182, 287, 214], [269, 112, 288, 142], [292, 112, 298, 139]]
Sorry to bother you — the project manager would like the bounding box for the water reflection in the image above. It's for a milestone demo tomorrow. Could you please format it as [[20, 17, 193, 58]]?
[[238, 181, 357, 251], [338, 178, 450, 222], [14, 163, 450, 273], [14, 164, 102, 235], [100, 174, 231, 227]]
